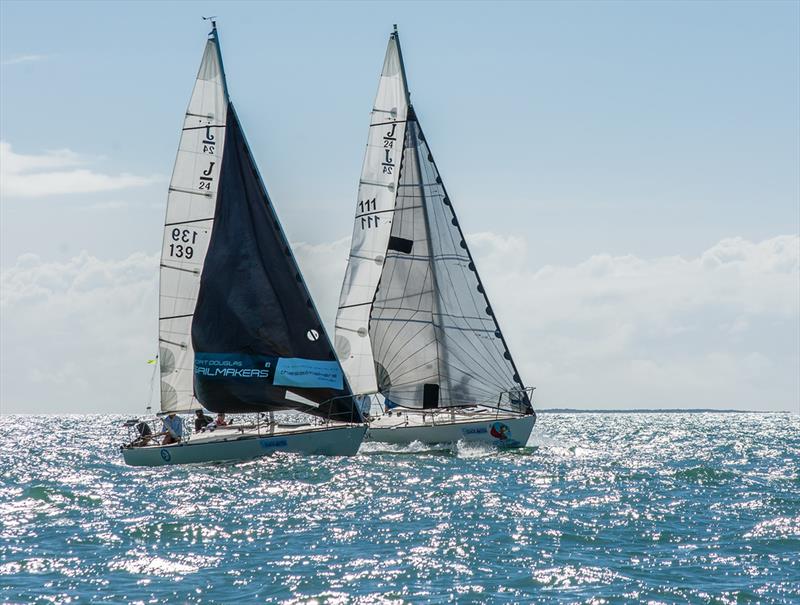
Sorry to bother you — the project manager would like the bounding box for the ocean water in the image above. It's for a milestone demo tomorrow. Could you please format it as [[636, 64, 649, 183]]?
[[1, 413, 798, 604]]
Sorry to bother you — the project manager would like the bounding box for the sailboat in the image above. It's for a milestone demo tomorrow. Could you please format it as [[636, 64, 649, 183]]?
[[335, 27, 536, 448], [121, 22, 366, 466]]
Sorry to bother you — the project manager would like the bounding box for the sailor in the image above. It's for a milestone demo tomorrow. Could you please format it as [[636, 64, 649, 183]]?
[[214, 412, 229, 427], [161, 413, 183, 445], [204, 412, 230, 432], [132, 421, 153, 446], [194, 409, 213, 432]]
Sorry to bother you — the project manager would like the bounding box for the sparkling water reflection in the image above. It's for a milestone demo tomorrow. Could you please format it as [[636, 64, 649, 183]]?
[[0, 413, 798, 603]]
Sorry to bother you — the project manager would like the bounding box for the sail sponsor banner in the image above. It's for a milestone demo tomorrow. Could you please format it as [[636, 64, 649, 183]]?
[[194, 353, 273, 379], [194, 354, 342, 389], [273, 358, 344, 390]]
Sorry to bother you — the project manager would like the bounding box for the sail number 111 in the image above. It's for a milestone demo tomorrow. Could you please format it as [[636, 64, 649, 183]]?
[[361, 215, 380, 230]]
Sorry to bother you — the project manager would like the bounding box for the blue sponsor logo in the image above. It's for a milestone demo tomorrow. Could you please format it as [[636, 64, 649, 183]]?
[[260, 439, 288, 449], [194, 354, 343, 390], [273, 358, 343, 390], [160, 449, 171, 462], [463, 427, 488, 435], [195, 353, 273, 379]]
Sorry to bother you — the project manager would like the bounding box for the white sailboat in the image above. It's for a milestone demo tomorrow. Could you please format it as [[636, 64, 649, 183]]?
[[335, 27, 536, 448], [122, 22, 366, 466]]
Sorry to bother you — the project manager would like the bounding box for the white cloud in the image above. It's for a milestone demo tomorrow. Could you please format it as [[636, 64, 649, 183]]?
[[470, 233, 800, 411], [79, 200, 130, 212], [1, 252, 158, 414], [297, 233, 800, 412], [1, 54, 46, 66], [1, 235, 797, 414], [0, 141, 161, 199]]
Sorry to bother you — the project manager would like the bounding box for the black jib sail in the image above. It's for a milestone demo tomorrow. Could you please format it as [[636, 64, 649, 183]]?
[[188, 40, 362, 423]]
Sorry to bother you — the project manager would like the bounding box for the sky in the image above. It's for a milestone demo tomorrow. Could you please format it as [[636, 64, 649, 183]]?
[[0, 0, 798, 414]]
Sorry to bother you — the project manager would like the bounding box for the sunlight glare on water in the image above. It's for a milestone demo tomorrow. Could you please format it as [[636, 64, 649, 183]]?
[[0, 413, 798, 603]]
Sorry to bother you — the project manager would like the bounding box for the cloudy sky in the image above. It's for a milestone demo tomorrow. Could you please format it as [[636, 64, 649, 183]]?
[[1, 1, 798, 414]]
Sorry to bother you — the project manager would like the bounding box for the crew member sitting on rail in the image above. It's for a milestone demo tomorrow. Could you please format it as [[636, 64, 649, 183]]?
[[162, 413, 183, 445]]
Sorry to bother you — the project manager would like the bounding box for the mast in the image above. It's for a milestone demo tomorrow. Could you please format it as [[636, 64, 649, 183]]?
[[207, 18, 228, 99], [393, 25, 411, 106], [393, 28, 452, 401], [390, 26, 451, 404]]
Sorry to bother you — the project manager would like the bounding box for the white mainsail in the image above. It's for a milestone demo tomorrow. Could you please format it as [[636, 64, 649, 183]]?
[[158, 30, 228, 413], [334, 30, 409, 395]]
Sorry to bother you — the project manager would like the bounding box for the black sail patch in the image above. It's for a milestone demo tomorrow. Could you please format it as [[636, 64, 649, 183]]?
[[387, 236, 414, 254]]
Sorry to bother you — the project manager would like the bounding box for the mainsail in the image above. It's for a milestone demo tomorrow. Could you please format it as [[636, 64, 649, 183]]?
[[160, 24, 363, 423], [159, 29, 228, 414], [337, 29, 532, 414], [335, 29, 409, 395]]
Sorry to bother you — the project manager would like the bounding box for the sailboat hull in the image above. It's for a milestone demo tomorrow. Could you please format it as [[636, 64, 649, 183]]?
[[121, 425, 366, 466], [366, 412, 535, 448]]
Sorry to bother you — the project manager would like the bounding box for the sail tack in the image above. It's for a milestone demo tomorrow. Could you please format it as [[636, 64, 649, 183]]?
[[335, 32, 409, 396], [159, 35, 228, 413]]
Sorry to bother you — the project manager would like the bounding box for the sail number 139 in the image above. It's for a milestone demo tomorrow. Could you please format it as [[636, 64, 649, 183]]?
[[168, 228, 198, 259]]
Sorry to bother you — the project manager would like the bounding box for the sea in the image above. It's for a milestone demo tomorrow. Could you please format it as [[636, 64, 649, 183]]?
[[1, 412, 798, 604]]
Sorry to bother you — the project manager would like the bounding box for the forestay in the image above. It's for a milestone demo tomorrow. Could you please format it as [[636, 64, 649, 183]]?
[[335, 30, 409, 396], [369, 110, 532, 413], [159, 31, 228, 414]]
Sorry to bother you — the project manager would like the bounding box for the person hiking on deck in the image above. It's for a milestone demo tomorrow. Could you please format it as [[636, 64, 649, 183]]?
[[161, 413, 183, 445], [194, 409, 213, 432]]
